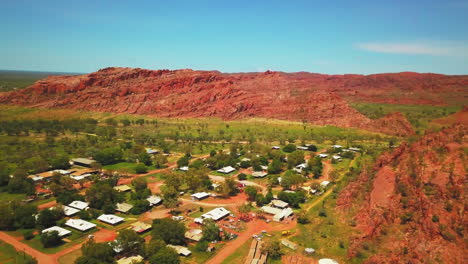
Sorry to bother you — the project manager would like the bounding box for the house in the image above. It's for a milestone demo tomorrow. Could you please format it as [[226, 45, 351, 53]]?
[[217, 166, 236, 174], [130, 221, 152, 233], [271, 146, 280, 150], [281, 239, 298, 250], [200, 207, 230, 221], [63, 205, 80, 216], [68, 201, 89, 210], [241, 158, 251, 162], [117, 255, 144, 264], [185, 229, 203, 242], [71, 158, 96, 167], [271, 200, 289, 209], [349, 147, 361, 152], [168, 245, 192, 256], [145, 148, 159, 155], [296, 163, 307, 170], [260, 165, 268, 171], [252, 171, 268, 178], [296, 146, 308, 150], [116, 203, 134, 213], [319, 259, 339, 264], [114, 185, 131, 192], [331, 145, 342, 149], [191, 192, 210, 201], [42, 226, 71, 237], [261, 206, 282, 216], [147, 195, 162, 206], [179, 166, 189, 172], [273, 208, 293, 222], [65, 219, 96, 232], [320, 181, 330, 188], [318, 154, 328, 158], [332, 155, 342, 161], [30, 176, 44, 182], [97, 214, 124, 225], [305, 248, 315, 254]]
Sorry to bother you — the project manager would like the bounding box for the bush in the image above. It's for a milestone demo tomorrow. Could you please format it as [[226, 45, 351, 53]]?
[[283, 144, 296, 153], [40, 231, 62, 248], [237, 173, 247, 181], [195, 241, 209, 252], [23, 230, 34, 240], [135, 164, 148, 174]]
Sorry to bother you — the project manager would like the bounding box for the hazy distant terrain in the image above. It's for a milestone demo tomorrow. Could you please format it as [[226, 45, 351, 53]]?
[[0, 70, 80, 92]]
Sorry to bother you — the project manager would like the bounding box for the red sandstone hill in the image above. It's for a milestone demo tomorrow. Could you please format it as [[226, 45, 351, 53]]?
[[338, 124, 467, 263], [1, 67, 467, 135]]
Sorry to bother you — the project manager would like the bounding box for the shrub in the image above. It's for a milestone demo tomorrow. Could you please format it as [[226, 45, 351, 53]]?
[[135, 164, 148, 174], [23, 230, 34, 240], [283, 144, 296, 153], [195, 241, 209, 252], [238, 173, 247, 181]]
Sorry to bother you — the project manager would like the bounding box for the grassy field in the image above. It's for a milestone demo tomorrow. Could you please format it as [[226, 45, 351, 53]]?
[[0, 241, 37, 264], [350, 103, 461, 130], [103, 162, 157, 174]]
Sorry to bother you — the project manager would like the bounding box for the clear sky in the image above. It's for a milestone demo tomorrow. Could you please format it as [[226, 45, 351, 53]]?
[[1, 0, 467, 74]]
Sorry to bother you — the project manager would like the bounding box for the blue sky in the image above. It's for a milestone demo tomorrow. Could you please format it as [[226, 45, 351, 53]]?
[[1, 0, 467, 74]]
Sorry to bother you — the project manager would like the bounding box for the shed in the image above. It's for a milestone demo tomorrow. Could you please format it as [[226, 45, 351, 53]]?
[[114, 185, 131, 192], [130, 221, 151, 233], [271, 200, 289, 209], [116, 203, 134, 213], [63, 205, 80, 216], [168, 245, 192, 256], [252, 171, 268, 178], [191, 192, 210, 201], [201, 207, 230, 221]]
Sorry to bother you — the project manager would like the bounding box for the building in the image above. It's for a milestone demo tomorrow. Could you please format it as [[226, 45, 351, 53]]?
[[320, 181, 330, 188], [260, 165, 268, 171], [68, 201, 89, 210], [179, 166, 189, 171], [252, 171, 268, 178], [319, 259, 339, 264], [332, 145, 342, 149], [147, 195, 162, 206], [318, 153, 328, 158], [349, 147, 361, 152], [114, 185, 131, 192], [241, 157, 251, 162], [97, 214, 124, 225], [271, 200, 289, 209], [281, 239, 298, 250], [71, 158, 97, 167], [117, 255, 144, 264], [63, 205, 80, 216], [168, 245, 192, 256], [146, 148, 159, 155], [129, 221, 152, 233], [42, 226, 71, 237], [196, 207, 230, 223], [273, 208, 293, 222], [185, 229, 203, 242], [217, 166, 236, 174], [191, 192, 210, 201], [116, 203, 134, 213], [332, 155, 342, 161], [271, 146, 280, 150], [65, 219, 96, 232], [296, 146, 309, 150]]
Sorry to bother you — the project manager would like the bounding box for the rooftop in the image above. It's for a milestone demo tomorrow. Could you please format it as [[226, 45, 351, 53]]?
[[217, 166, 236, 174], [116, 203, 134, 213], [42, 226, 71, 237], [147, 195, 162, 206], [71, 158, 96, 165], [201, 207, 230, 221], [114, 185, 132, 192], [68, 201, 89, 210], [117, 255, 144, 264], [191, 192, 210, 200], [130, 221, 151, 233], [97, 214, 124, 225], [65, 219, 96, 231], [168, 245, 192, 256], [63, 205, 80, 216]]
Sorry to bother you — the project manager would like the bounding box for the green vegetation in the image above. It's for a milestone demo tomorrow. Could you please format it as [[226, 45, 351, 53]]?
[[351, 102, 461, 129], [0, 241, 37, 264]]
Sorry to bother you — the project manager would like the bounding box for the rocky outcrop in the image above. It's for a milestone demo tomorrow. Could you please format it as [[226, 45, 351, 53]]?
[[338, 125, 467, 263], [2, 67, 466, 135]]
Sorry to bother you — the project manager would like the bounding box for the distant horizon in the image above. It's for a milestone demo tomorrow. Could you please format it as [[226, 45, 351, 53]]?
[[1, 67, 467, 77]]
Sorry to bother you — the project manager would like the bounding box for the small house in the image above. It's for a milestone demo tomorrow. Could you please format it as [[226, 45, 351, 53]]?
[[179, 166, 189, 172], [217, 166, 236, 174], [65, 219, 96, 232], [97, 214, 124, 225], [252, 171, 268, 178], [42, 226, 71, 237], [191, 192, 210, 201], [130, 221, 152, 233], [116, 203, 134, 214], [168, 245, 192, 257], [71, 158, 96, 167], [147, 195, 162, 206], [271, 200, 289, 209], [114, 185, 131, 192], [200, 207, 230, 221], [318, 154, 328, 158], [320, 181, 330, 188], [145, 148, 159, 155], [185, 229, 203, 242], [68, 201, 89, 210], [63, 205, 80, 216]]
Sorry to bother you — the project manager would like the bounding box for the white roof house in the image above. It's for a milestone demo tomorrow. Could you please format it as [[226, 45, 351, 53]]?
[[146, 148, 159, 154], [318, 154, 328, 158], [241, 158, 251, 162], [319, 259, 339, 264], [68, 201, 89, 210], [349, 147, 361, 152], [296, 146, 309, 150], [296, 163, 307, 169], [201, 207, 230, 221], [63, 205, 80, 216], [217, 166, 236, 174], [185, 229, 203, 242], [97, 214, 124, 225], [65, 219, 96, 232], [147, 195, 162, 206], [273, 208, 293, 222], [271, 146, 281, 150], [117, 255, 144, 264], [42, 226, 71, 237], [332, 155, 342, 160], [260, 165, 268, 170], [53, 169, 71, 175], [116, 203, 134, 213], [31, 176, 44, 182], [191, 192, 210, 201], [168, 245, 192, 256], [261, 206, 282, 215], [70, 174, 92, 181], [179, 166, 189, 171], [252, 171, 268, 178], [271, 200, 289, 209], [332, 145, 343, 149], [320, 181, 331, 188]]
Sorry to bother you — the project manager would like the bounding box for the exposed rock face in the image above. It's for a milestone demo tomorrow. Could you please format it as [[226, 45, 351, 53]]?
[[2, 67, 466, 135], [338, 124, 467, 263]]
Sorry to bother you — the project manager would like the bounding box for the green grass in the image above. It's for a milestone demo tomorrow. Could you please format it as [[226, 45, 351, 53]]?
[[220, 240, 250, 264], [0, 192, 26, 202], [186, 243, 223, 264], [350, 103, 461, 130], [22, 228, 96, 254], [0, 241, 37, 264]]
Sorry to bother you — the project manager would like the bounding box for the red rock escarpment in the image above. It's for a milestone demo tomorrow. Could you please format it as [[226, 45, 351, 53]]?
[[3, 67, 466, 135], [338, 124, 467, 263]]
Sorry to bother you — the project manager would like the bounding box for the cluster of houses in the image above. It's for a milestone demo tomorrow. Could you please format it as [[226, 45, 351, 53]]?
[[261, 200, 294, 222]]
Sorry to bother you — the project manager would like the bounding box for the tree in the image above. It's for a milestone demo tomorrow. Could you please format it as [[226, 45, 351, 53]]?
[[149, 247, 180, 264], [130, 200, 151, 214], [0, 203, 15, 230], [195, 241, 209, 252], [145, 239, 167, 258], [111, 229, 145, 256], [262, 239, 282, 259], [36, 209, 61, 229], [307, 144, 318, 151], [244, 186, 258, 201], [267, 159, 282, 174], [135, 163, 148, 174], [50, 154, 70, 170], [283, 144, 296, 153], [138, 152, 152, 166], [237, 173, 247, 181], [161, 185, 179, 208], [277, 191, 306, 208], [85, 183, 122, 210], [152, 219, 186, 245], [307, 156, 323, 179], [94, 147, 123, 165], [201, 219, 220, 242], [76, 239, 116, 264], [40, 231, 62, 248], [121, 119, 131, 127], [220, 178, 238, 197], [255, 194, 268, 207], [297, 210, 310, 224], [287, 151, 304, 168], [177, 156, 190, 168], [281, 170, 305, 190]]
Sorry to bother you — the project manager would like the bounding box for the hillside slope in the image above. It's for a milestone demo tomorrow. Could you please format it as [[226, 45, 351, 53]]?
[[2, 67, 467, 135], [338, 124, 467, 263]]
